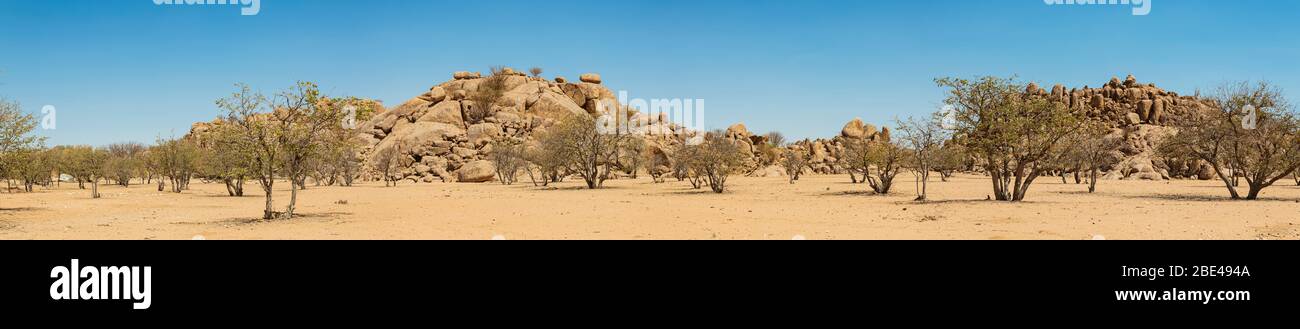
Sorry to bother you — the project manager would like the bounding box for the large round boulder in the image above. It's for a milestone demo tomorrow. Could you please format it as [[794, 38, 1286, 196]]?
[[456, 160, 496, 183]]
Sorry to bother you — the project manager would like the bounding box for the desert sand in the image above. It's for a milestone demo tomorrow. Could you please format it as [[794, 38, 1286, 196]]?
[[1, 175, 1297, 240]]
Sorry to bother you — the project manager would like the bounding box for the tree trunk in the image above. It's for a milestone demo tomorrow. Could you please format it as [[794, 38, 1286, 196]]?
[[1211, 164, 1242, 199], [286, 178, 299, 219], [1088, 168, 1099, 193], [91, 180, 100, 199], [1245, 183, 1264, 200]]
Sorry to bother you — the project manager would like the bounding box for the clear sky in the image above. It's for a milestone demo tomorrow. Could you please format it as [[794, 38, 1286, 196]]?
[[1, 0, 1297, 146]]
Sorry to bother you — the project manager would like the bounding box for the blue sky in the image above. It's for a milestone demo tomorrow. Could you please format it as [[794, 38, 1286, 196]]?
[[1, 0, 1297, 145]]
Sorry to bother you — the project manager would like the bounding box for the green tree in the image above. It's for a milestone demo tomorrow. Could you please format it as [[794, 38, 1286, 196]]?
[[936, 76, 1085, 202]]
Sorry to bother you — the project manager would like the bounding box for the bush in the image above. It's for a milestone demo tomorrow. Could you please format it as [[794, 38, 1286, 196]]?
[[490, 137, 526, 185], [536, 114, 628, 189], [1159, 81, 1300, 200], [678, 132, 746, 193], [936, 76, 1085, 202], [781, 147, 808, 184]]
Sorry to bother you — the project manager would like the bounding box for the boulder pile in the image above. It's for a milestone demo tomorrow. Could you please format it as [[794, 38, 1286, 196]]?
[[355, 69, 691, 183]]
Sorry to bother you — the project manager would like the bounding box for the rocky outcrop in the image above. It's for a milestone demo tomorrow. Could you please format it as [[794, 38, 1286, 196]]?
[[354, 70, 694, 183]]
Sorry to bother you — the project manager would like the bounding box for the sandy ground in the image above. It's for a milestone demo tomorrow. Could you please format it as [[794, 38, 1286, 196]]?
[[0, 174, 1298, 240]]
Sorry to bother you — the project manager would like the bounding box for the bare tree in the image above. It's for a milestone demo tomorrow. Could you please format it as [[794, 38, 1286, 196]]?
[[896, 113, 950, 201], [529, 67, 543, 78], [1069, 122, 1120, 193], [372, 145, 401, 187], [1159, 81, 1300, 200]]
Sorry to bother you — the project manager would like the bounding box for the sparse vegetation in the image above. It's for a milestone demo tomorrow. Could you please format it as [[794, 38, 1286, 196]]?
[[781, 147, 807, 184], [490, 137, 525, 185], [372, 145, 401, 187], [896, 113, 949, 201], [937, 76, 1085, 202], [536, 114, 629, 189], [1159, 81, 1300, 200], [677, 132, 746, 193], [467, 66, 510, 124]]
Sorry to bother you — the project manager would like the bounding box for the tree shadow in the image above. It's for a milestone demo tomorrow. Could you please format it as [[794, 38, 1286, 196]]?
[[208, 212, 354, 226], [819, 190, 883, 197], [0, 207, 41, 212], [1131, 193, 1294, 203], [662, 190, 720, 196]]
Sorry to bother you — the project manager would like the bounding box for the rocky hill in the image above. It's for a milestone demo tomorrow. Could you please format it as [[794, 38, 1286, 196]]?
[[187, 73, 1216, 183], [355, 69, 691, 183]]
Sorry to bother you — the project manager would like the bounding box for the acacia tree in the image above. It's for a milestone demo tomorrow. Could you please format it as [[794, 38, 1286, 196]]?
[[106, 142, 146, 187], [538, 113, 629, 189], [218, 83, 280, 219], [152, 136, 199, 193], [372, 145, 401, 187], [85, 147, 108, 198], [202, 124, 251, 196], [523, 140, 567, 187], [675, 132, 746, 193], [932, 142, 967, 182], [59, 146, 95, 190], [312, 96, 369, 187], [843, 137, 904, 194], [1159, 81, 1300, 200], [274, 82, 343, 219], [897, 113, 950, 201], [866, 140, 905, 194], [490, 137, 525, 185], [12, 147, 53, 192], [937, 76, 1085, 202], [781, 147, 808, 184], [0, 99, 45, 195], [1069, 122, 1119, 193]]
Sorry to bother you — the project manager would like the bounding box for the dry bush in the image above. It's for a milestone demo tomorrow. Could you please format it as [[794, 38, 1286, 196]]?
[[844, 137, 905, 194], [529, 67, 543, 78], [1068, 122, 1120, 193], [536, 114, 628, 189], [931, 142, 967, 182], [781, 147, 808, 184], [467, 66, 509, 124], [372, 145, 401, 187], [151, 136, 199, 193], [490, 137, 526, 185], [1159, 81, 1300, 200], [645, 147, 671, 183], [106, 142, 145, 187], [620, 137, 645, 179], [896, 113, 949, 201], [678, 132, 746, 193]]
